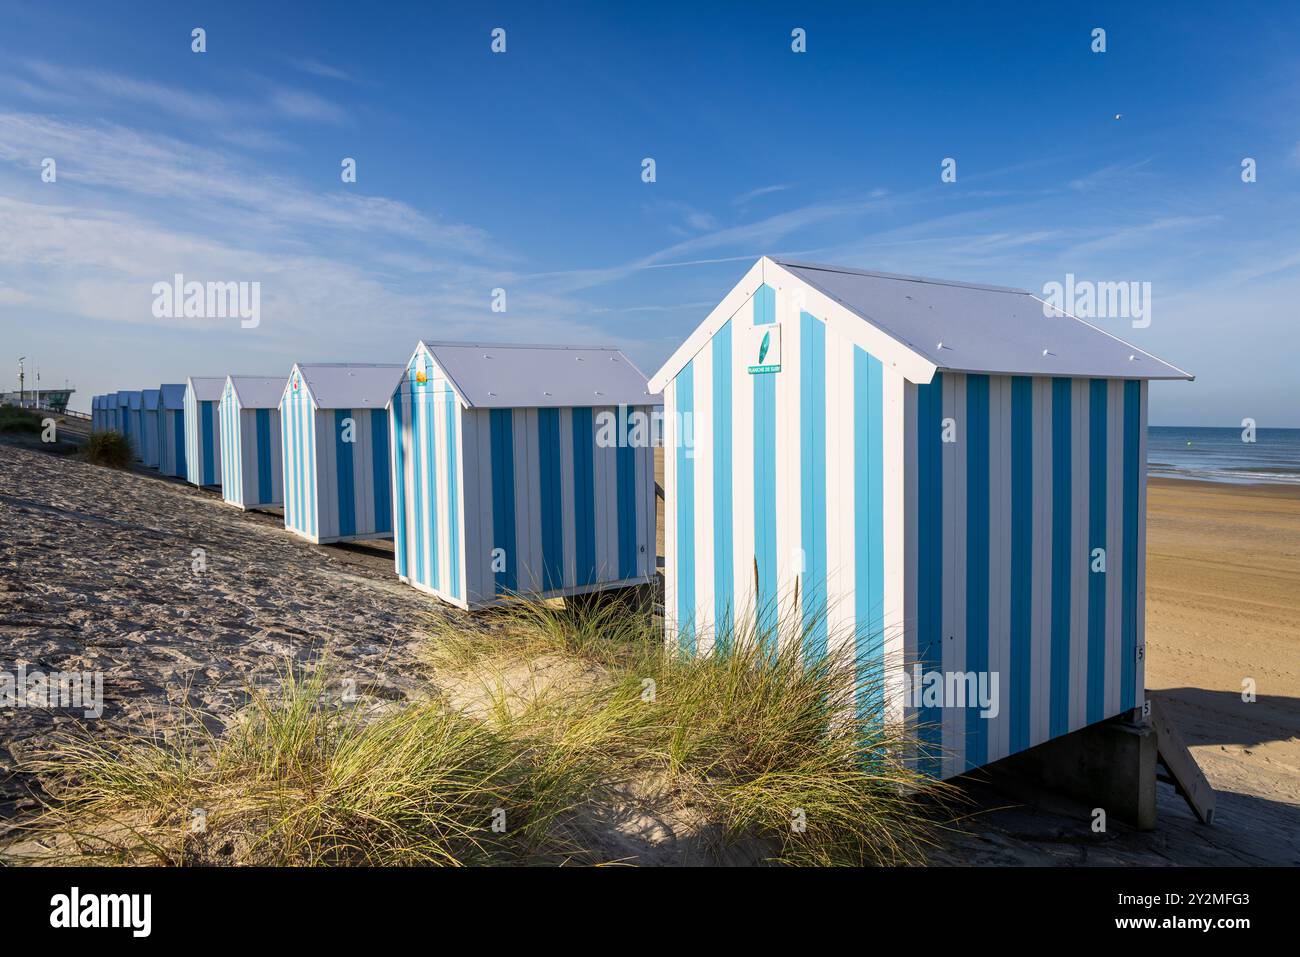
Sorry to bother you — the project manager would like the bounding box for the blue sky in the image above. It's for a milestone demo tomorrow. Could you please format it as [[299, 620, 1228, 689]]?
[[2, 1, 1298, 424]]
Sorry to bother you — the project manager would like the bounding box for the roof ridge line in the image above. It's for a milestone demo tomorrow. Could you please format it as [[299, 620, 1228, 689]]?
[[773, 258, 1031, 295]]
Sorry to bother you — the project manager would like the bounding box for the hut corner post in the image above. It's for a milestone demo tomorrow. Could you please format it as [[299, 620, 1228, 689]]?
[[981, 710, 1158, 831]]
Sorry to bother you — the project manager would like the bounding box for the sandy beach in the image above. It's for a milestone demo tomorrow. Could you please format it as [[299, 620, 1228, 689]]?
[[3, 441, 1298, 863], [1144, 479, 1300, 848]]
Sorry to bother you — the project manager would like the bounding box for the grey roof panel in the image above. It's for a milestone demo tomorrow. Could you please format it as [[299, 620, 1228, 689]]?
[[187, 377, 226, 402], [296, 363, 404, 409], [420, 341, 660, 409], [159, 384, 186, 409], [227, 375, 285, 408], [774, 259, 1192, 380]]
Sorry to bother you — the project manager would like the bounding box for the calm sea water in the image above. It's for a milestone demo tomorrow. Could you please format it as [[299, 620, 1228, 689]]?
[[1148, 427, 1300, 485]]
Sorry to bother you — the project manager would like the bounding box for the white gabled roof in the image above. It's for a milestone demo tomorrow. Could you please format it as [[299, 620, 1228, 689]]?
[[186, 376, 226, 402], [415, 341, 660, 409], [226, 375, 285, 409], [159, 384, 186, 409], [289, 363, 404, 410], [649, 257, 1192, 391]]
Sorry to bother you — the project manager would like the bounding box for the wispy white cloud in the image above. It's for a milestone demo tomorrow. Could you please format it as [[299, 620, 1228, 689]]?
[[0, 188, 612, 353], [0, 113, 487, 251], [528, 191, 898, 295], [0, 282, 33, 305], [1059, 215, 1222, 259], [289, 58, 355, 83], [732, 183, 792, 205], [20, 60, 235, 122], [5, 60, 351, 128], [267, 86, 348, 124], [1067, 158, 1155, 191], [0, 109, 626, 365], [587, 300, 716, 314], [650, 199, 719, 234], [215, 127, 296, 152]]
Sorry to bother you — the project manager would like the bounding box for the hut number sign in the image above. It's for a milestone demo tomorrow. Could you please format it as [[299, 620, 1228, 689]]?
[[746, 324, 782, 374]]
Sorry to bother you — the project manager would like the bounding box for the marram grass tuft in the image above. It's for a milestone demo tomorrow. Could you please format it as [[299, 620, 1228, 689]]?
[[425, 594, 952, 866], [8, 596, 951, 866]]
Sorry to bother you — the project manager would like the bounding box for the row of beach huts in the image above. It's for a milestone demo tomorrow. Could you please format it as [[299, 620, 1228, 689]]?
[[88, 257, 1191, 779], [92, 342, 661, 613]]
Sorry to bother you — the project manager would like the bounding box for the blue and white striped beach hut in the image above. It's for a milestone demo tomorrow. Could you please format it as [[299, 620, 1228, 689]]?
[[183, 377, 225, 487], [389, 341, 659, 610], [219, 376, 285, 511], [128, 391, 144, 459], [139, 389, 161, 468], [118, 391, 142, 459], [651, 257, 1192, 779], [157, 384, 187, 478], [280, 363, 404, 544]]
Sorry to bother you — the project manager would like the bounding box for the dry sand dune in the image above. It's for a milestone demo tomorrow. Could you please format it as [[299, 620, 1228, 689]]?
[[0, 442, 456, 822]]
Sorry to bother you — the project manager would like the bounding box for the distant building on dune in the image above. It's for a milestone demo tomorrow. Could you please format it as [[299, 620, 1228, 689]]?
[[0, 388, 74, 413]]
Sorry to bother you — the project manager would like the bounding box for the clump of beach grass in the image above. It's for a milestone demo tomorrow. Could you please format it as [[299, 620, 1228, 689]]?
[[84, 429, 132, 468], [7, 665, 605, 866], [0, 404, 43, 435], [426, 595, 950, 866], [10, 597, 948, 867]]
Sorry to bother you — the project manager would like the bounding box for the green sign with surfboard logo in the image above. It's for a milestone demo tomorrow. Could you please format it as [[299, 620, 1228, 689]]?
[[746, 324, 782, 374]]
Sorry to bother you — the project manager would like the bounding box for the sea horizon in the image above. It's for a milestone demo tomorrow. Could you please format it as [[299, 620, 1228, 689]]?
[[1148, 425, 1300, 485]]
